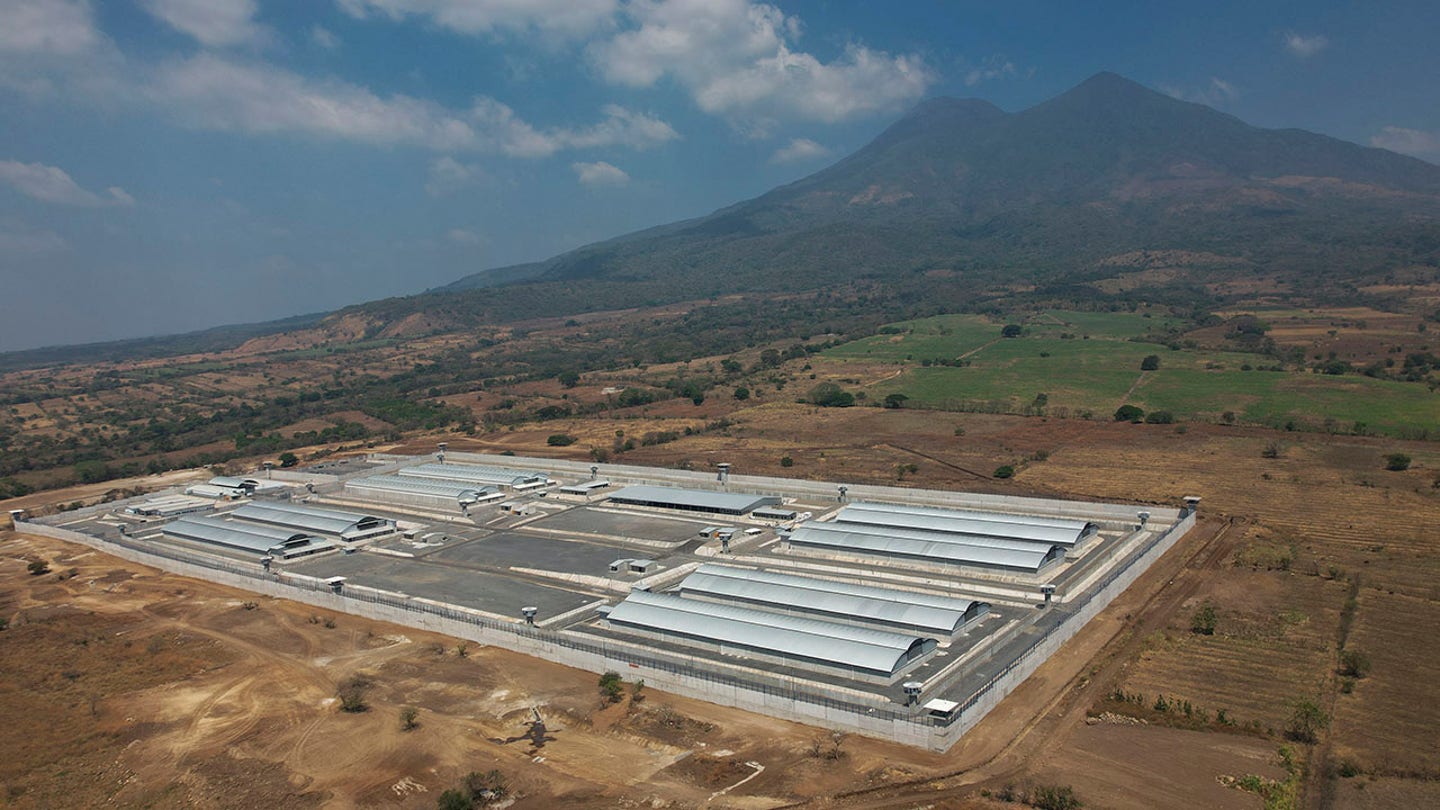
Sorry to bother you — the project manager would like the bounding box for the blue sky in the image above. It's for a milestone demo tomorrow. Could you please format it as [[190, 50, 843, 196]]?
[[1, 0, 1437, 351]]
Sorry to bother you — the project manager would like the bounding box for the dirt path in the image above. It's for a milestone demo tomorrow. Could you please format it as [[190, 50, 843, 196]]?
[[1117, 370, 1150, 408]]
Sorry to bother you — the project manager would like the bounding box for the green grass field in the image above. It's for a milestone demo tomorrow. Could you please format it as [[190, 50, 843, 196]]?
[[821, 311, 1440, 435]]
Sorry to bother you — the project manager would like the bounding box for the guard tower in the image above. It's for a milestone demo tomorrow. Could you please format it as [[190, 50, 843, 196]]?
[[1137, 510, 1151, 530], [902, 681, 924, 706], [1183, 495, 1201, 516], [1040, 584, 1056, 608], [837, 485, 848, 503], [716, 462, 731, 485], [521, 606, 538, 626], [436, 441, 447, 464]]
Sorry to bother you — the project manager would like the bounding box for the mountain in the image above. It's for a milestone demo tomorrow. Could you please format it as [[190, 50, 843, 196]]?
[[439, 72, 1440, 301]]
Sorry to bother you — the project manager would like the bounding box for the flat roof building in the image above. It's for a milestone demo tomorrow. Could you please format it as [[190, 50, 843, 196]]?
[[605, 485, 781, 515]]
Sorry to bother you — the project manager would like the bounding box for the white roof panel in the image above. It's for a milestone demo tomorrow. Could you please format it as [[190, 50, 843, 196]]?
[[788, 523, 1059, 571], [681, 564, 983, 634], [605, 590, 934, 676], [836, 503, 1089, 546]]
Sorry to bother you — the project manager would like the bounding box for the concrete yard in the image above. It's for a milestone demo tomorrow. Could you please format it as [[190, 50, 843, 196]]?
[[526, 506, 713, 544], [287, 552, 599, 618]]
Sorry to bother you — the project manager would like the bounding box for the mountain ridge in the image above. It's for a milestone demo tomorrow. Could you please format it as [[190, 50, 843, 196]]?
[[441, 71, 1439, 296]]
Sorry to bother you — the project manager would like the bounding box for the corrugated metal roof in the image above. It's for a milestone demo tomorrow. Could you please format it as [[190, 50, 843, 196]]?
[[399, 463, 549, 487], [346, 475, 496, 500], [605, 590, 934, 676], [788, 523, 1060, 571], [606, 485, 777, 514], [681, 564, 981, 634], [847, 501, 1093, 532], [815, 519, 1060, 554], [166, 516, 318, 554], [836, 503, 1088, 546], [230, 501, 391, 538]]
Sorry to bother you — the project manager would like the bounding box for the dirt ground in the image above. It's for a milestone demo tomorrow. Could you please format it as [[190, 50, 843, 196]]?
[[5, 408, 1439, 808]]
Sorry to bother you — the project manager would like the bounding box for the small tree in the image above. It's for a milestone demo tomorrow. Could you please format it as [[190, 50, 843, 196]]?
[[882, 393, 909, 409], [1190, 604, 1217, 635], [598, 671, 624, 703], [27, 559, 51, 576], [278, 451, 299, 468], [1114, 405, 1144, 422], [779, 455, 794, 467], [1384, 453, 1411, 471], [1144, 410, 1175, 424], [557, 370, 580, 388], [807, 382, 854, 407], [732, 386, 750, 401], [1140, 354, 1161, 371], [546, 433, 577, 446], [1001, 324, 1023, 338], [400, 706, 419, 731], [1285, 697, 1327, 743], [993, 465, 1015, 479]]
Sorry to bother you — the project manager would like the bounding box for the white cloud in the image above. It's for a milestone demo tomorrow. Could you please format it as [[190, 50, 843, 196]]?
[[338, 0, 618, 39], [0, 0, 99, 55], [446, 227, 482, 245], [425, 156, 484, 196], [769, 137, 829, 164], [469, 98, 677, 157], [964, 57, 1016, 87], [147, 55, 479, 149], [1160, 77, 1239, 107], [572, 161, 629, 186], [311, 25, 341, 49], [1370, 127, 1440, 160], [0, 160, 134, 206], [143, 55, 676, 156], [1283, 31, 1329, 58], [590, 0, 932, 127], [140, 0, 269, 48]]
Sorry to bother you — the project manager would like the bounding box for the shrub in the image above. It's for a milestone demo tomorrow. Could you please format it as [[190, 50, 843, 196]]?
[[1114, 405, 1144, 422], [1140, 354, 1161, 371], [1001, 324, 1023, 338], [400, 706, 419, 731], [993, 465, 1015, 479], [732, 386, 750, 401], [546, 433, 577, 447], [1144, 410, 1175, 424], [1190, 604, 1217, 635], [1285, 697, 1327, 743], [27, 559, 51, 576], [338, 674, 373, 713], [278, 451, 299, 468], [1384, 453, 1411, 471], [1338, 649, 1371, 679], [779, 455, 794, 468], [1028, 784, 1083, 810]]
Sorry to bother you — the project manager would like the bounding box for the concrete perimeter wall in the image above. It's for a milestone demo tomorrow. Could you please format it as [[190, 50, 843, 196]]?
[[15, 508, 1196, 751]]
